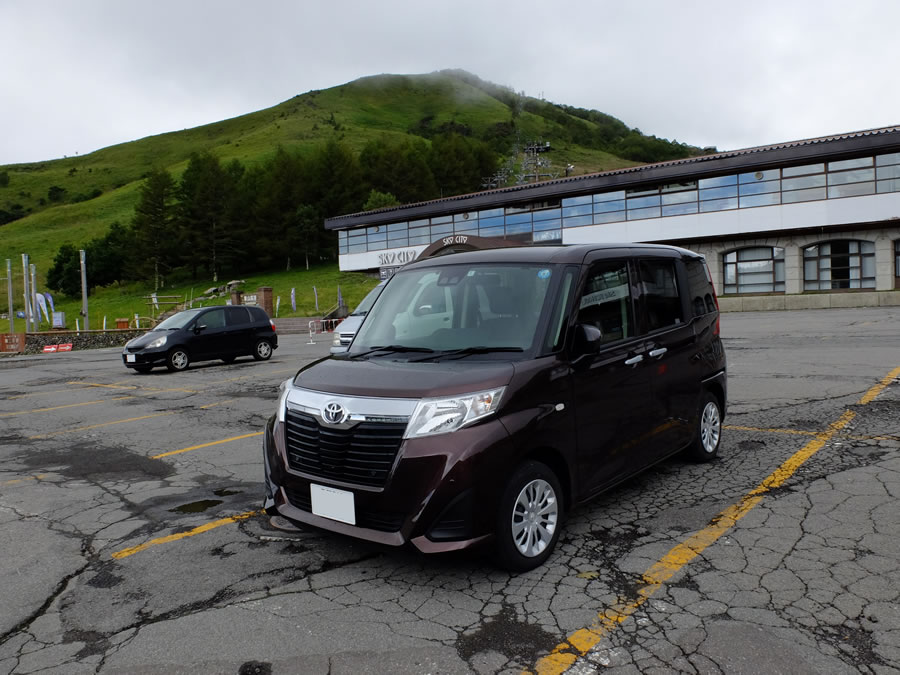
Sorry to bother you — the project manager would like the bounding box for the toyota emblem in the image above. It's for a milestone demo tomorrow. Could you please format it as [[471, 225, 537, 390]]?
[[322, 401, 347, 425]]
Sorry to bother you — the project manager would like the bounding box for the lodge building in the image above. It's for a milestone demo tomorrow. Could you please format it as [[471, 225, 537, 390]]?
[[324, 126, 900, 311]]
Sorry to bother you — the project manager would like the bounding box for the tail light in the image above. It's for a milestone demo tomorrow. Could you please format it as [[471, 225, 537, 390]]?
[[270, 320, 277, 332]]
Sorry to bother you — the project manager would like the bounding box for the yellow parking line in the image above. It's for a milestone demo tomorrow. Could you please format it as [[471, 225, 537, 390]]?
[[28, 412, 177, 439], [531, 365, 899, 675], [6, 386, 97, 400], [70, 382, 138, 391], [26, 399, 235, 439], [2, 474, 47, 486], [152, 431, 263, 459], [69, 381, 199, 394], [111, 510, 261, 559], [0, 396, 133, 418], [858, 365, 900, 404]]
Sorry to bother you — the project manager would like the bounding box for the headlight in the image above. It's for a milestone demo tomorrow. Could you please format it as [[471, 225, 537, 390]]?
[[404, 387, 505, 439], [276, 378, 292, 423], [146, 335, 167, 349], [332, 333, 342, 346]]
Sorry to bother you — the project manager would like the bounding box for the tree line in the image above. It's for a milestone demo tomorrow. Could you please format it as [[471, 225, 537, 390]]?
[[46, 134, 498, 296]]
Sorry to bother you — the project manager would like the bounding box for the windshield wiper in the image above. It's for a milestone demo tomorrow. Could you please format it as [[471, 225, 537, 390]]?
[[410, 346, 524, 362], [349, 344, 436, 359]]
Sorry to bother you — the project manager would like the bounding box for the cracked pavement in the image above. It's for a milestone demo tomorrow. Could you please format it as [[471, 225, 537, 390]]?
[[1, 307, 899, 674]]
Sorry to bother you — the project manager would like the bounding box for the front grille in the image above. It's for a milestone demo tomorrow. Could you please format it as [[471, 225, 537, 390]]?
[[339, 333, 353, 345], [284, 486, 404, 532], [284, 410, 406, 488]]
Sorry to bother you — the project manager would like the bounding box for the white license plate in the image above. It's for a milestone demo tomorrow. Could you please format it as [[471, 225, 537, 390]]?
[[126, 354, 136, 363], [310, 484, 355, 525]]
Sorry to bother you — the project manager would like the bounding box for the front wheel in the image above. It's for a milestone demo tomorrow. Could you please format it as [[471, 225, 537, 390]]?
[[166, 348, 190, 372], [493, 460, 564, 572], [253, 339, 273, 361], [685, 392, 722, 462]]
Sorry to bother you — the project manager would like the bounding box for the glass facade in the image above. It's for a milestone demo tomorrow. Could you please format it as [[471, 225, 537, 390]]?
[[803, 240, 876, 290], [338, 151, 900, 256], [723, 247, 785, 294]]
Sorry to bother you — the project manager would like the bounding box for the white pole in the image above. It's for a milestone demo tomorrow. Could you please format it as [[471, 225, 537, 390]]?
[[30, 264, 38, 330], [5, 259, 12, 334], [79, 249, 89, 331], [21, 254, 32, 332]]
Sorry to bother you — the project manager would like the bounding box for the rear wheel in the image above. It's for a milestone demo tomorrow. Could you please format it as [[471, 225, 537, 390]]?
[[685, 392, 722, 462], [166, 348, 190, 372], [253, 339, 273, 361], [493, 461, 563, 572]]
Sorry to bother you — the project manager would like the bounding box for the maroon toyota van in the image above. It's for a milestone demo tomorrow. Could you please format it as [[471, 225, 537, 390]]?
[[263, 244, 726, 571]]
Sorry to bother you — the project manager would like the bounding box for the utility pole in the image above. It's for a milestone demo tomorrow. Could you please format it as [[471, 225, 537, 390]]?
[[5, 259, 13, 334], [79, 249, 89, 330], [22, 254, 32, 332], [30, 264, 39, 330]]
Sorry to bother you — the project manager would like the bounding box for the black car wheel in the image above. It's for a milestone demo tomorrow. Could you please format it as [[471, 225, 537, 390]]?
[[493, 460, 563, 572], [685, 391, 722, 462], [166, 348, 190, 372], [253, 339, 273, 361]]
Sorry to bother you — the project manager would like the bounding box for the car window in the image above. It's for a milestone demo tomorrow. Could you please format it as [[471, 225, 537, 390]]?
[[684, 258, 717, 317], [350, 263, 555, 354], [638, 259, 684, 331], [226, 306, 251, 326], [543, 267, 577, 353], [577, 261, 633, 344], [200, 309, 226, 329]]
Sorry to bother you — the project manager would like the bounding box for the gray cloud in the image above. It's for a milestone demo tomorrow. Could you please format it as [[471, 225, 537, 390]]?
[[1, 0, 897, 165]]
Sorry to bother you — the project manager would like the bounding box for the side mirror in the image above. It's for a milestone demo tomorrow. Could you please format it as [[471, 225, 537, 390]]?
[[573, 323, 602, 356], [194, 324, 207, 334]]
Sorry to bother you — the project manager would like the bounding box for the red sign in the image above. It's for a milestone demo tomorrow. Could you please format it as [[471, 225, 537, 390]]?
[[58, 343, 73, 352], [42, 345, 58, 353]]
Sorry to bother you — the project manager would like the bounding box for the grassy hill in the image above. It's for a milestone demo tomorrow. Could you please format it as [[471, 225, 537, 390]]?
[[0, 70, 706, 330]]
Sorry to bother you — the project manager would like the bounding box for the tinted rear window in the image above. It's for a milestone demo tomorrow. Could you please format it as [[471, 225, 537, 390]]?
[[684, 258, 717, 317]]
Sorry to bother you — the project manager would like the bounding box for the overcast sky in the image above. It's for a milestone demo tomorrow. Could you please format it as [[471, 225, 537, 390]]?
[[2, 0, 898, 166]]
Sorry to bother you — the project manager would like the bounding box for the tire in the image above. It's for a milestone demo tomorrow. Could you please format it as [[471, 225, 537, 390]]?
[[253, 339, 273, 361], [221, 356, 236, 364], [166, 348, 190, 372], [134, 366, 153, 374], [685, 391, 722, 462], [493, 460, 564, 572]]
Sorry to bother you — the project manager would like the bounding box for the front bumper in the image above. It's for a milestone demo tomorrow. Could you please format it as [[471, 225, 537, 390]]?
[[261, 413, 512, 553], [122, 348, 167, 368]]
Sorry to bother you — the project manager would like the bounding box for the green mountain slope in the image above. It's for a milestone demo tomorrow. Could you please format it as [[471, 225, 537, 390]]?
[[0, 70, 707, 288]]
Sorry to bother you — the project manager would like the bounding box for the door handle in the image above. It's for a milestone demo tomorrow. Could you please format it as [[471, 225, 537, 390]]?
[[624, 354, 644, 366], [649, 348, 667, 358]]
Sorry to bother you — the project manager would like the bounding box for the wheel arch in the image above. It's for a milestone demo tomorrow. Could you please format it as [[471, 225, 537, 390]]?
[[520, 446, 572, 511]]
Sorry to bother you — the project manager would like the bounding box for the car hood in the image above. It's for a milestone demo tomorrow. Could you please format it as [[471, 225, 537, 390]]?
[[294, 356, 515, 399], [127, 330, 170, 348]]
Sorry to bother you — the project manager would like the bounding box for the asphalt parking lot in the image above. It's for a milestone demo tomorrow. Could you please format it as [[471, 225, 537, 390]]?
[[1, 307, 899, 675]]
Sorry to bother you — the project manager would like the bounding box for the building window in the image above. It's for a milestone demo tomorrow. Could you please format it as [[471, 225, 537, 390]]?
[[723, 247, 785, 294], [895, 240, 900, 289], [803, 240, 875, 291]]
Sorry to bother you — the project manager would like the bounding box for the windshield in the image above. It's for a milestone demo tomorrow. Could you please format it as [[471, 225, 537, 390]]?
[[348, 262, 559, 357], [351, 283, 385, 316], [153, 308, 204, 330]]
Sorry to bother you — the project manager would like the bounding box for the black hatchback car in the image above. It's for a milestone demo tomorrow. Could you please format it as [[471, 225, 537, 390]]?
[[122, 305, 277, 373]]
